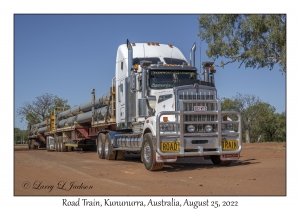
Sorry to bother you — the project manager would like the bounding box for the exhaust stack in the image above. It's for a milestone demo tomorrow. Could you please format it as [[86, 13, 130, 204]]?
[[190, 42, 196, 67], [127, 39, 133, 76], [202, 61, 214, 82]]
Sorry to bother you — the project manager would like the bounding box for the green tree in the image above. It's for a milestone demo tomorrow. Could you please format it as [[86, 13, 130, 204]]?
[[221, 93, 263, 143], [17, 93, 70, 125], [14, 128, 21, 144], [260, 111, 286, 142], [250, 102, 276, 142], [221, 95, 286, 142], [14, 128, 27, 144], [198, 14, 286, 72]]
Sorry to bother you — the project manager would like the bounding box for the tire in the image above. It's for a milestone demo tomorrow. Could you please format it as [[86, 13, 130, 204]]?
[[54, 136, 59, 152], [28, 140, 32, 150], [210, 155, 232, 166], [104, 133, 116, 160], [57, 136, 62, 152], [46, 139, 50, 152], [67, 146, 72, 152], [142, 133, 164, 171], [97, 133, 105, 159], [61, 137, 67, 152], [31, 140, 37, 150]]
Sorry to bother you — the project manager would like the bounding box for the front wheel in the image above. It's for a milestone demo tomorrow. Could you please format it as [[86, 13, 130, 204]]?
[[210, 155, 232, 166], [142, 133, 164, 171]]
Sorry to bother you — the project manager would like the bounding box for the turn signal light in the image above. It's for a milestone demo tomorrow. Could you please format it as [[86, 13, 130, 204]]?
[[163, 117, 168, 122]]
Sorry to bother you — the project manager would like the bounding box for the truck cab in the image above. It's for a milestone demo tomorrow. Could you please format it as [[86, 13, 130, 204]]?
[[105, 40, 242, 170]]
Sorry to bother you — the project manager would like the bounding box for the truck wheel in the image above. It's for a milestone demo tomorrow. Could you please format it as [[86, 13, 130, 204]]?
[[46, 140, 50, 152], [28, 140, 32, 150], [104, 133, 115, 160], [142, 133, 164, 171], [55, 137, 59, 152], [97, 133, 105, 159], [57, 136, 62, 152], [210, 155, 232, 166], [67, 146, 72, 152], [61, 137, 67, 152], [31, 140, 37, 150]]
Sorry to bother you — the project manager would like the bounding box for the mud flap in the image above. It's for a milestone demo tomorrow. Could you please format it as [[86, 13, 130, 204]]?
[[220, 153, 240, 161], [156, 152, 177, 163]]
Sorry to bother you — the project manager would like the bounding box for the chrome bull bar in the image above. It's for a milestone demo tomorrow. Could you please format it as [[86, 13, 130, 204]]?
[[155, 100, 242, 157]]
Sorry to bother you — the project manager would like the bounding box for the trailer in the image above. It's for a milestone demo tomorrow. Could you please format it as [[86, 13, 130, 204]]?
[[28, 40, 242, 171]]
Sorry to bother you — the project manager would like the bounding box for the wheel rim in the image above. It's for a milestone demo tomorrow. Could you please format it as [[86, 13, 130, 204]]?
[[143, 142, 151, 163], [105, 138, 109, 155], [98, 139, 103, 155]]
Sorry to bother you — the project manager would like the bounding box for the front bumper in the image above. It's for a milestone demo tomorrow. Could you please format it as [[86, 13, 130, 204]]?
[[155, 108, 242, 157]]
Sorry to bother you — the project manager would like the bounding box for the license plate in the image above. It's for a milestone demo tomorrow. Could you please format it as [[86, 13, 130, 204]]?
[[161, 142, 180, 152], [222, 140, 238, 150], [194, 106, 207, 111]]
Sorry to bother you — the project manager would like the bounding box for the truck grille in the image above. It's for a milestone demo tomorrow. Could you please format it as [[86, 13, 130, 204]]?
[[177, 90, 218, 133]]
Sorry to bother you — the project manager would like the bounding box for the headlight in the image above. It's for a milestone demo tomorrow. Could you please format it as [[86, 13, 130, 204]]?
[[160, 124, 175, 132], [205, 125, 212, 132], [187, 125, 195, 133], [168, 124, 174, 131]]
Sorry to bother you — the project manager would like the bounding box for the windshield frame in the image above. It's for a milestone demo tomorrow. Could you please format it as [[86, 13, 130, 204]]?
[[148, 67, 199, 90]]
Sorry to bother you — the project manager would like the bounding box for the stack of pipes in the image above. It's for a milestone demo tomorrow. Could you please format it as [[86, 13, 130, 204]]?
[[29, 92, 111, 135]]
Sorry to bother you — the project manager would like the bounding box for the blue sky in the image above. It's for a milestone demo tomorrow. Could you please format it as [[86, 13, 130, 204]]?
[[14, 14, 286, 129]]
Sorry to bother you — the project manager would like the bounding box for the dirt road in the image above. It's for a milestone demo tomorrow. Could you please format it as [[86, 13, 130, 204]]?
[[14, 142, 286, 196]]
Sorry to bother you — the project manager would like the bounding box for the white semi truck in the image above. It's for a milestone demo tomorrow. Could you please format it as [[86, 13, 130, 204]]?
[[28, 40, 242, 171]]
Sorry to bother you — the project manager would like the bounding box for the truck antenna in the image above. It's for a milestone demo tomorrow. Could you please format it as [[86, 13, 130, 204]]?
[[143, 44, 145, 60], [170, 42, 174, 64]]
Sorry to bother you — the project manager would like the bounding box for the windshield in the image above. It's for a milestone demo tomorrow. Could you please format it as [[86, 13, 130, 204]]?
[[149, 70, 198, 89]]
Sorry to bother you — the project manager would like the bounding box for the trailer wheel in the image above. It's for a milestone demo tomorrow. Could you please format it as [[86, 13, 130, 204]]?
[[61, 137, 67, 152], [210, 155, 232, 166], [57, 136, 61, 152], [28, 140, 32, 150], [46, 140, 50, 152], [54, 137, 59, 152], [104, 133, 116, 160], [31, 140, 38, 150], [97, 133, 105, 159], [142, 133, 164, 171]]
